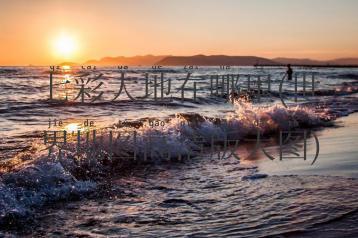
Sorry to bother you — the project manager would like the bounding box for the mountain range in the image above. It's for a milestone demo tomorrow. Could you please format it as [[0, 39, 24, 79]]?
[[272, 57, 358, 66], [84, 55, 168, 66], [60, 55, 358, 66]]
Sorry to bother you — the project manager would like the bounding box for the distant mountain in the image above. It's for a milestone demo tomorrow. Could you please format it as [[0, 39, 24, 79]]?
[[328, 58, 358, 65], [84, 55, 169, 66], [273, 57, 358, 66], [273, 58, 323, 65], [59, 55, 358, 67], [157, 55, 278, 66]]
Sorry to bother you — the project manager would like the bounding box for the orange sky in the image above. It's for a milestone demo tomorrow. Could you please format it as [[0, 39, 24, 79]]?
[[1, 0, 358, 65]]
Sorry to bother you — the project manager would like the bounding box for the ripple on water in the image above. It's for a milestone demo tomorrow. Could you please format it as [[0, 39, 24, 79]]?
[[21, 157, 358, 238]]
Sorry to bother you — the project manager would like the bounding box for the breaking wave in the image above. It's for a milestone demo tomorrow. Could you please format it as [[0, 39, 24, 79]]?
[[0, 99, 338, 228]]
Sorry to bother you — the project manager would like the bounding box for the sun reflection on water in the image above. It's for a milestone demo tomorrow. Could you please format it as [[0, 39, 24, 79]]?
[[65, 123, 81, 133]]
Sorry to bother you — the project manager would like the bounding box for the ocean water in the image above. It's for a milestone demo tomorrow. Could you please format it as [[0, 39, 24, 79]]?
[[0, 66, 357, 236]]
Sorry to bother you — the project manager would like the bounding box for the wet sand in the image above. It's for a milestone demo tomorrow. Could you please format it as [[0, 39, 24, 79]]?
[[256, 113, 358, 178]]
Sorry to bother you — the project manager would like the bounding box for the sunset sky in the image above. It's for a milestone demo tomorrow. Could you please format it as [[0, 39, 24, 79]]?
[[1, 0, 358, 65]]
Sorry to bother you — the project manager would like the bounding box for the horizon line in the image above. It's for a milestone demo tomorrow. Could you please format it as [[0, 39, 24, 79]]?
[[2, 54, 358, 67]]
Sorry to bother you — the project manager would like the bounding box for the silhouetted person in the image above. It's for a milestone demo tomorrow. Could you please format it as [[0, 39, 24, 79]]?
[[287, 64, 293, 80]]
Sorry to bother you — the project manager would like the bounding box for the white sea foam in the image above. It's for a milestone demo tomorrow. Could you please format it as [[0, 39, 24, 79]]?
[[0, 99, 333, 227], [0, 155, 95, 227]]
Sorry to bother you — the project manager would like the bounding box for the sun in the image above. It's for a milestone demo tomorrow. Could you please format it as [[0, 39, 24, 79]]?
[[53, 34, 77, 58]]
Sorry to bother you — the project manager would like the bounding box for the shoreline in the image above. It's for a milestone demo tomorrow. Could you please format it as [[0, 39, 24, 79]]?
[[254, 112, 358, 178]]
